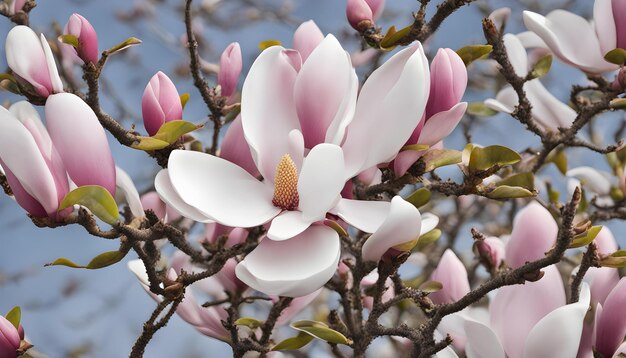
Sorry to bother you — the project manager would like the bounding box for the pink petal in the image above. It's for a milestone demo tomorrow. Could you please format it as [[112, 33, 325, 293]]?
[[45, 93, 116, 195], [0, 315, 20, 353], [346, 0, 373, 29], [613, 0, 626, 50], [241, 46, 300, 183], [505, 201, 557, 269], [583, 266, 619, 307], [595, 226, 619, 255], [276, 288, 322, 325], [595, 0, 617, 54], [429, 249, 470, 304], [5, 26, 53, 96], [235, 225, 340, 297], [167, 150, 280, 227], [419, 102, 467, 146], [142, 71, 182, 136], [218, 42, 242, 98], [342, 42, 430, 179], [329, 198, 391, 233], [595, 278, 626, 357], [65, 13, 99, 64], [362, 196, 422, 262], [140, 191, 166, 220], [292, 20, 324, 63], [425, 48, 467, 118], [220, 115, 259, 177]]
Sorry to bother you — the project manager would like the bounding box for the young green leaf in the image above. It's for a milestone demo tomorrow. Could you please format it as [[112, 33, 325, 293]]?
[[569, 226, 602, 249], [529, 54, 552, 79], [456, 44, 492, 66], [271, 332, 315, 351], [234, 317, 263, 329], [468, 145, 521, 172], [467, 102, 498, 117], [604, 48, 626, 65], [45, 250, 126, 270], [152, 120, 200, 144], [405, 188, 432, 209], [59, 185, 119, 225], [421, 149, 463, 172], [5, 306, 20, 329], [290, 320, 352, 345]]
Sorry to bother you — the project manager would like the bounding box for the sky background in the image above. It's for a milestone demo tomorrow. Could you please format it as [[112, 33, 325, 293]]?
[[0, 0, 620, 357]]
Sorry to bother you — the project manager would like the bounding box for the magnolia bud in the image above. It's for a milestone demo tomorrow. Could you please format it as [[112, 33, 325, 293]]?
[[346, 0, 374, 32], [142, 71, 183, 136], [425, 48, 467, 119], [0, 316, 21, 357], [473, 236, 505, 272], [63, 13, 99, 64], [429, 249, 470, 304], [217, 42, 242, 98]]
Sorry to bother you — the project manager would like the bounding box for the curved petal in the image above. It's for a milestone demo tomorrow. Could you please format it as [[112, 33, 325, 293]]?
[[0, 107, 58, 216], [1, 164, 47, 217], [523, 10, 617, 73], [154, 169, 214, 223], [490, 265, 565, 358], [115, 166, 144, 218], [342, 42, 430, 179], [524, 79, 576, 129], [523, 283, 590, 358], [582, 266, 619, 307], [362, 196, 422, 262], [292, 20, 324, 63], [594, 0, 617, 55], [595, 226, 618, 255], [418, 102, 467, 146], [241, 46, 300, 182], [595, 278, 626, 357], [485, 86, 517, 114], [45, 93, 116, 195], [294, 35, 355, 148], [298, 143, 345, 221], [235, 225, 340, 297], [566, 166, 612, 195], [426, 48, 467, 118], [40, 33, 64, 93], [503, 34, 529, 77], [506, 201, 558, 269], [220, 115, 259, 177], [325, 69, 358, 146], [267, 210, 314, 241], [5, 26, 53, 96], [517, 31, 548, 49], [329, 198, 391, 233], [429, 249, 470, 304], [276, 288, 322, 325], [167, 150, 280, 227], [420, 213, 439, 234], [0, 316, 20, 352], [464, 319, 505, 358]]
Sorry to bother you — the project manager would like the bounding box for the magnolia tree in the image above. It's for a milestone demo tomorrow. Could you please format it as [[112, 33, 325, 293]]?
[[2, 0, 626, 357]]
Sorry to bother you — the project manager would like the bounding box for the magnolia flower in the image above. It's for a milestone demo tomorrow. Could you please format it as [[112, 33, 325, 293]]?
[[217, 42, 242, 98], [157, 32, 430, 296], [0, 95, 115, 220], [142, 71, 183, 136], [394, 48, 468, 176], [346, 0, 384, 30], [0, 315, 21, 358], [593, 278, 626, 357], [62, 13, 99, 64], [5, 25, 63, 97], [128, 259, 231, 342], [522, 0, 624, 74], [484, 34, 576, 131], [429, 249, 470, 305]]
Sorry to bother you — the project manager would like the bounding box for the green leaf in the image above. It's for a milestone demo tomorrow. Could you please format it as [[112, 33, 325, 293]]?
[[58, 34, 79, 48], [467, 102, 498, 117], [421, 149, 462, 172], [496, 172, 535, 191], [380, 25, 412, 50], [529, 54, 552, 79], [271, 332, 315, 351], [45, 250, 126, 270], [400, 144, 430, 152], [456, 44, 492, 66], [153, 120, 200, 144], [547, 150, 568, 175], [5, 306, 20, 329], [600, 250, 626, 268], [291, 320, 352, 345], [405, 188, 431, 209], [414, 229, 442, 251], [235, 317, 263, 329], [59, 185, 119, 225], [468, 145, 521, 172], [131, 136, 171, 151], [486, 185, 535, 199], [107, 37, 142, 55], [324, 219, 348, 237], [419, 280, 443, 293], [570, 226, 602, 249], [259, 39, 282, 51], [180, 93, 190, 109], [604, 48, 626, 65], [610, 98, 626, 109]]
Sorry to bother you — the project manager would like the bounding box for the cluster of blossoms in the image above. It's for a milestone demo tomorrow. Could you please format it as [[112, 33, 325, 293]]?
[[2, 0, 626, 356]]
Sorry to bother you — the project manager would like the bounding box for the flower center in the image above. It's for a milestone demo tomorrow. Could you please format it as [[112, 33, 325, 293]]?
[[272, 154, 299, 211]]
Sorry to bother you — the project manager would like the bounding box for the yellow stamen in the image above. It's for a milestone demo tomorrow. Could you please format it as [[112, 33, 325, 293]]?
[[272, 154, 299, 210]]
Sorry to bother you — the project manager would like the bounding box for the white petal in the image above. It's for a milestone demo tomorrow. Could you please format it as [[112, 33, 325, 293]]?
[[464, 320, 505, 358], [167, 150, 281, 227], [503, 34, 529, 77], [485, 86, 516, 114], [329, 198, 391, 233], [420, 213, 439, 235], [5, 26, 51, 96], [362, 196, 422, 262], [267, 210, 314, 241], [325, 69, 358, 145], [523, 283, 590, 358], [594, 0, 617, 55], [115, 166, 144, 218], [298, 143, 345, 221], [524, 80, 576, 129], [566, 166, 612, 195], [40, 33, 63, 93], [154, 169, 214, 223], [235, 225, 340, 297]]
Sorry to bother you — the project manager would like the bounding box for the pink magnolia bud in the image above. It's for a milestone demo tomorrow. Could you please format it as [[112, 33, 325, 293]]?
[[429, 249, 470, 304], [346, 0, 374, 31], [425, 48, 467, 119], [63, 13, 99, 64], [505, 201, 557, 269], [0, 315, 21, 357], [8, 0, 26, 14], [5, 26, 64, 97], [473, 236, 505, 271], [595, 278, 626, 357], [142, 71, 183, 136], [293, 20, 324, 63], [365, 0, 385, 20], [612, 0, 626, 50], [217, 42, 242, 98]]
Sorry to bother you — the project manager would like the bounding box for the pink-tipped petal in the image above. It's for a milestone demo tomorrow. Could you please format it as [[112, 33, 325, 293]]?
[[45, 93, 116, 195], [595, 226, 619, 255], [65, 13, 99, 64], [365, 0, 385, 20], [612, 0, 626, 50], [142, 71, 183, 136], [505, 202, 558, 269], [419, 102, 467, 146], [426, 48, 467, 118], [140, 191, 166, 220], [0, 315, 20, 355], [167, 150, 280, 227], [220, 115, 259, 176], [346, 0, 374, 30], [362, 196, 422, 262], [429, 249, 470, 304], [6, 26, 54, 96], [595, 278, 626, 357], [236, 226, 340, 297], [40, 34, 64, 94], [241, 46, 300, 182], [329, 198, 391, 233], [276, 288, 322, 325], [595, 0, 618, 54], [293, 20, 324, 63], [218, 42, 242, 98]]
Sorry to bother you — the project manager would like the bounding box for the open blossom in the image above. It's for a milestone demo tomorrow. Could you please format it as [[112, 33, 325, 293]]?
[[0, 95, 115, 220], [5, 25, 63, 98], [156, 28, 430, 296], [394, 48, 468, 176], [0, 315, 21, 358], [485, 34, 576, 131], [142, 71, 183, 136], [217, 42, 242, 98], [522, 0, 625, 74], [62, 13, 99, 64]]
